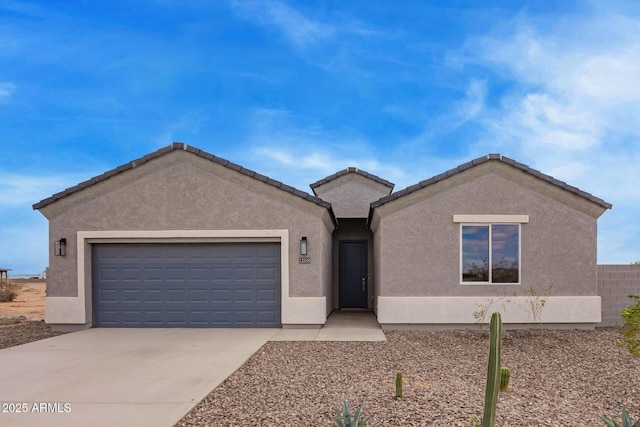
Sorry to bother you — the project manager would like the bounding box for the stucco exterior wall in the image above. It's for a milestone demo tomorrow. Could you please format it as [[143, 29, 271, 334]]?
[[313, 173, 391, 218], [371, 162, 602, 301], [598, 264, 640, 327], [39, 150, 335, 325]]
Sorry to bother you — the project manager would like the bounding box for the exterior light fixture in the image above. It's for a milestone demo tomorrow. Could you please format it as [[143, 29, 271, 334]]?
[[300, 237, 308, 256], [54, 238, 67, 256]]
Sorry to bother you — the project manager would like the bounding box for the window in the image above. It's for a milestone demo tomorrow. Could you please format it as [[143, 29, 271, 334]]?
[[461, 224, 520, 284]]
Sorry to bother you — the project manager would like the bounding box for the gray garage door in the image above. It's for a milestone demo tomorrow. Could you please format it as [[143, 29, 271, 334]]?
[[92, 242, 281, 327]]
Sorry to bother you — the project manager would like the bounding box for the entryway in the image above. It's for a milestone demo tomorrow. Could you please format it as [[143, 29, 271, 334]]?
[[338, 240, 368, 309]]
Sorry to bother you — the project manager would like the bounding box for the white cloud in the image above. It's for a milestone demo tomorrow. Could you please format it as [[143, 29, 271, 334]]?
[[232, 108, 408, 191], [449, 7, 640, 263], [230, 0, 334, 47], [456, 79, 487, 123], [0, 172, 91, 210], [0, 82, 16, 99], [463, 12, 640, 151], [494, 93, 603, 151]]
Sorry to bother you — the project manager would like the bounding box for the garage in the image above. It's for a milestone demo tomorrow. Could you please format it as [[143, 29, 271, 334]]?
[[92, 242, 281, 327]]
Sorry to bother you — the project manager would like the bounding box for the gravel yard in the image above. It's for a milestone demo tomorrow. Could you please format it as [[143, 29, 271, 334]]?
[[0, 320, 67, 350], [1, 319, 637, 426], [177, 328, 640, 427]]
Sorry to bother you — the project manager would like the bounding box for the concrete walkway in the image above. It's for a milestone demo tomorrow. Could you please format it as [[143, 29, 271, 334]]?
[[0, 328, 277, 427], [0, 312, 385, 427], [271, 311, 386, 341]]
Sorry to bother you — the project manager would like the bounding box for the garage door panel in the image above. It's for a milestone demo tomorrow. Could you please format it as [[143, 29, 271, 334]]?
[[166, 246, 187, 259], [256, 245, 278, 259], [188, 289, 209, 302], [93, 243, 281, 327], [257, 288, 277, 302], [211, 267, 232, 280], [211, 246, 231, 259], [234, 267, 253, 280], [212, 289, 231, 302], [257, 310, 278, 324], [98, 267, 119, 281], [142, 266, 163, 281], [257, 267, 277, 281], [143, 245, 164, 260], [188, 267, 210, 281], [234, 289, 254, 302], [121, 288, 142, 303]]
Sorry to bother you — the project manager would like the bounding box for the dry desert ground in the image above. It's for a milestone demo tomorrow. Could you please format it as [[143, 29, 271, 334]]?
[[0, 280, 46, 322]]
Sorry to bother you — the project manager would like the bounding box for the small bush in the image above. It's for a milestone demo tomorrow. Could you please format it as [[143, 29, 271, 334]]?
[[600, 406, 640, 427], [323, 399, 375, 427], [619, 295, 640, 357], [0, 281, 19, 302]]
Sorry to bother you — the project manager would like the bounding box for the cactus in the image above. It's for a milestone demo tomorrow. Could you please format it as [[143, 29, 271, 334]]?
[[395, 371, 403, 398], [500, 367, 510, 392], [482, 312, 503, 427]]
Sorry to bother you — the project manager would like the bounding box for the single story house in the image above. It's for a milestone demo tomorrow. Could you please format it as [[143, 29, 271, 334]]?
[[33, 143, 612, 330]]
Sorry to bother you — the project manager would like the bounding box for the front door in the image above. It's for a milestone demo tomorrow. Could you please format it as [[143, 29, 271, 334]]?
[[339, 241, 368, 309]]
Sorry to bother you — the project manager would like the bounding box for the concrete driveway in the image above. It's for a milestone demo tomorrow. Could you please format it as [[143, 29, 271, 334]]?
[[0, 328, 278, 427]]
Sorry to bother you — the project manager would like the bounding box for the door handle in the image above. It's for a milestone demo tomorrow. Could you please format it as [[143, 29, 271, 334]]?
[[361, 277, 366, 291]]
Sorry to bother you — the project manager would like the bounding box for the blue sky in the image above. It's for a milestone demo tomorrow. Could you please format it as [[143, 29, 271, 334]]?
[[1, 0, 639, 274]]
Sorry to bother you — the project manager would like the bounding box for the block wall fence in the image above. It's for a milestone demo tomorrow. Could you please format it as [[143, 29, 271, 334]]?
[[597, 264, 640, 327]]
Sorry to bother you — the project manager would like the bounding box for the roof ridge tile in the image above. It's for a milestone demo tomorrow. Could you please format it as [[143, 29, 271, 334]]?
[[310, 167, 394, 190]]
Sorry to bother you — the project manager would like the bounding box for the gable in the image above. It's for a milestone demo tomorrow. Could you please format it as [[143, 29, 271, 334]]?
[[368, 154, 611, 228], [311, 167, 393, 218], [34, 143, 336, 227]]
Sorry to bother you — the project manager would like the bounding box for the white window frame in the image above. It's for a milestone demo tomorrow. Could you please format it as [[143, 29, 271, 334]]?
[[454, 215, 527, 286]]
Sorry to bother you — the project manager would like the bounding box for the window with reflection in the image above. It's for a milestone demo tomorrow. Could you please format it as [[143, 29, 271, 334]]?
[[461, 224, 520, 284]]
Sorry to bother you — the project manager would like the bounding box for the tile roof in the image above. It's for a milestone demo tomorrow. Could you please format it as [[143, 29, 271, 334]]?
[[32, 143, 337, 220], [369, 153, 613, 210], [309, 167, 395, 192]]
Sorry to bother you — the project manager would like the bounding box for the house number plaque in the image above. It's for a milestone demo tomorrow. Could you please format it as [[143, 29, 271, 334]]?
[[299, 257, 311, 264]]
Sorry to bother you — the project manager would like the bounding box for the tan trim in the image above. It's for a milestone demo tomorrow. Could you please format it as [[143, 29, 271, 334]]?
[[47, 229, 326, 325], [85, 237, 281, 244], [377, 296, 601, 324], [45, 297, 87, 324], [453, 214, 529, 223]]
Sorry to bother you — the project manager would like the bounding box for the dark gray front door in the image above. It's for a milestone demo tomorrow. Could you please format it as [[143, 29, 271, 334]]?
[[339, 241, 368, 309], [92, 242, 281, 327]]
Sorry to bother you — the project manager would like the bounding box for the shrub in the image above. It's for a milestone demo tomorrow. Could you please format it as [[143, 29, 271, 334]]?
[[619, 295, 640, 357], [0, 281, 19, 302]]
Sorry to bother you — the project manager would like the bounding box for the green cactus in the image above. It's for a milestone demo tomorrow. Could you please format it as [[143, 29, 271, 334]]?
[[500, 367, 510, 392], [395, 371, 403, 398], [482, 312, 503, 427]]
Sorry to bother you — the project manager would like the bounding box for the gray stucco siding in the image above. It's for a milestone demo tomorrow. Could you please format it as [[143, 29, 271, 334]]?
[[313, 173, 392, 218], [373, 169, 599, 298], [41, 151, 334, 301]]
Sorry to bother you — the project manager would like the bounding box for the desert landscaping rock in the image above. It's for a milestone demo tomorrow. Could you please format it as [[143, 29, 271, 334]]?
[[2, 280, 638, 426], [176, 328, 640, 427], [0, 315, 27, 325], [0, 321, 67, 349]]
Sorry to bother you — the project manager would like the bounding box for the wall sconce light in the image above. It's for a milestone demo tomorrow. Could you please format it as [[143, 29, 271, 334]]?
[[299, 237, 308, 256], [54, 238, 67, 256]]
